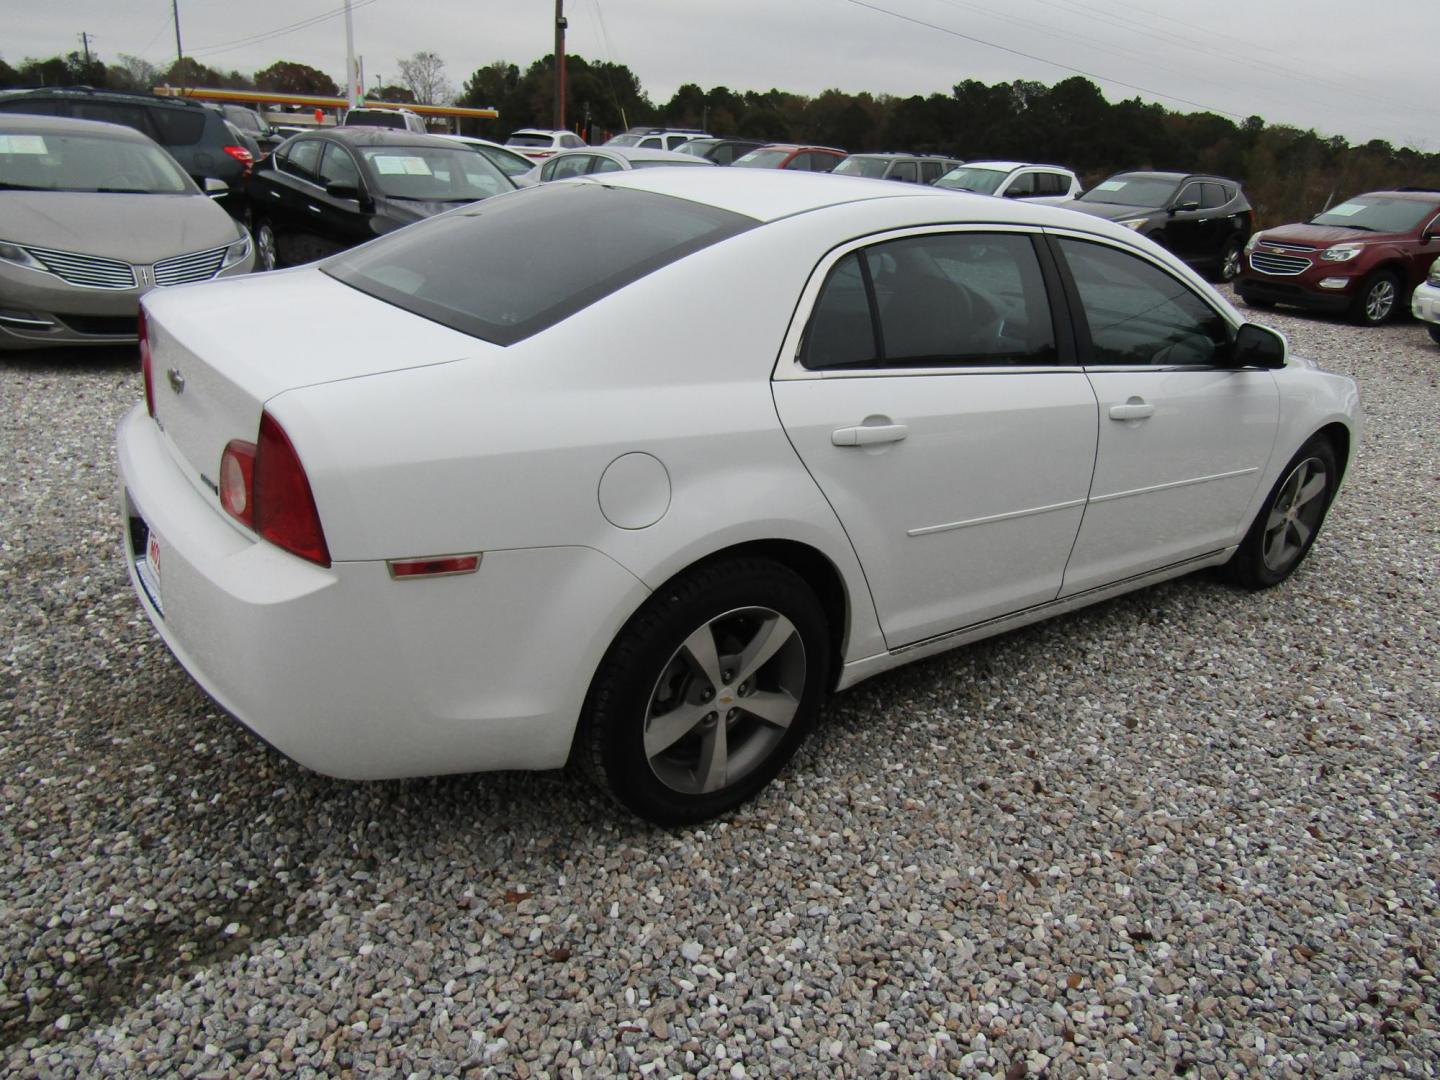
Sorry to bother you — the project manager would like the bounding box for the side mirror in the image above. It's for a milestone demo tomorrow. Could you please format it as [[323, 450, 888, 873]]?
[[203, 177, 229, 198], [1170, 200, 1201, 214], [325, 181, 370, 208], [1230, 322, 1286, 369], [1423, 230, 1438, 244]]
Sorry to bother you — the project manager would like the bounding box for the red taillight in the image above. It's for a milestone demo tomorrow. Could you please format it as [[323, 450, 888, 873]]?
[[219, 411, 330, 567], [219, 439, 256, 527], [222, 145, 254, 178], [139, 307, 156, 417]]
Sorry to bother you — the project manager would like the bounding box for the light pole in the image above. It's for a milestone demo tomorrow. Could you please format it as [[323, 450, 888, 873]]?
[[553, 0, 567, 130]]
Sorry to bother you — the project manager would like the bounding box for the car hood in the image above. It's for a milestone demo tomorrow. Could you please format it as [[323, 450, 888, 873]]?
[[1254, 223, 1403, 247], [0, 191, 240, 262], [1064, 200, 1159, 222], [376, 195, 479, 224]]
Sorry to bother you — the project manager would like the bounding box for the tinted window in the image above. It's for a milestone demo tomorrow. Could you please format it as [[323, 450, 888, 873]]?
[[804, 233, 1056, 370], [1058, 238, 1228, 366], [318, 142, 361, 189], [280, 139, 323, 182], [0, 99, 62, 115], [324, 184, 755, 346], [1036, 172, 1068, 196], [545, 154, 592, 180], [148, 108, 207, 145], [347, 111, 406, 130], [1005, 172, 1036, 198], [1200, 183, 1227, 209], [507, 133, 555, 148], [1175, 183, 1204, 208], [808, 152, 841, 173], [802, 253, 877, 369], [68, 102, 157, 141]]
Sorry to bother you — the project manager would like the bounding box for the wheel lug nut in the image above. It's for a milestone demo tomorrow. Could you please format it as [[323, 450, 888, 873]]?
[[704, 712, 717, 725], [727, 708, 738, 720], [700, 688, 713, 702], [722, 670, 734, 684]]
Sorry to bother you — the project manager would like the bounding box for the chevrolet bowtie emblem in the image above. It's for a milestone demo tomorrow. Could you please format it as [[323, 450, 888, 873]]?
[[167, 368, 185, 394]]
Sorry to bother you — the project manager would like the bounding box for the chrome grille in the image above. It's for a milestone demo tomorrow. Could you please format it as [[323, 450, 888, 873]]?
[[153, 245, 228, 287], [1249, 251, 1311, 276], [23, 245, 136, 290]]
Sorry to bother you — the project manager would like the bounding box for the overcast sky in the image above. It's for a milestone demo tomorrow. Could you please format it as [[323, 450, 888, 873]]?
[[8, 0, 1436, 150]]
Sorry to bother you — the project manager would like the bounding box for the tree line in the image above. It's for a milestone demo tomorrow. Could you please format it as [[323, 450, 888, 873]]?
[[5, 46, 1438, 226]]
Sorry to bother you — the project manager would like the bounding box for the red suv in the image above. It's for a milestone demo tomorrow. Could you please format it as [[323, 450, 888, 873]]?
[[1237, 189, 1440, 325]]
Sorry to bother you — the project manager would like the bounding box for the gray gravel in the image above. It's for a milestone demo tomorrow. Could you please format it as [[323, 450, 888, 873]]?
[[1, 296, 1437, 1079]]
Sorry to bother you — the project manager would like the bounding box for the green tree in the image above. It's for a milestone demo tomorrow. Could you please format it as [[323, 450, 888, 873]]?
[[254, 60, 339, 97]]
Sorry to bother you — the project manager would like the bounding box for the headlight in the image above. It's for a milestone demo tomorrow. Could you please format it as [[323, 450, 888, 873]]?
[[1427, 260, 1440, 286], [1245, 233, 1262, 254], [1320, 244, 1363, 262], [0, 240, 44, 271], [1117, 218, 1148, 231], [221, 233, 252, 268]]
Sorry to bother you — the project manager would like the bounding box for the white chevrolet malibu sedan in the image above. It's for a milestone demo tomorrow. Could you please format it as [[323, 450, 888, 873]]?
[[118, 169, 1361, 824]]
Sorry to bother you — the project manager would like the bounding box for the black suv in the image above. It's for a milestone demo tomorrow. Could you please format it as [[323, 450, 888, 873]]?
[[1066, 171, 1253, 281], [0, 87, 252, 210]]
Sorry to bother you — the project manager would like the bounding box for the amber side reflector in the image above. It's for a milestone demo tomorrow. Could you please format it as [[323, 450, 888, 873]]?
[[387, 554, 481, 580]]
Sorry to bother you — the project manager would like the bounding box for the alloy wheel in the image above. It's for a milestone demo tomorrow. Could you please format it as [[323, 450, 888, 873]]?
[[255, 224, 277, 271], [1364, 278, 1396, 323], [1261, 455, 1330, 573], [1221, 243, 1242, 282], [643, 606, 806, 795]]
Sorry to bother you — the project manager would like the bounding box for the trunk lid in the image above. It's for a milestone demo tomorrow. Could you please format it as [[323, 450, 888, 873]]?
[[143, 266, 489, 502]]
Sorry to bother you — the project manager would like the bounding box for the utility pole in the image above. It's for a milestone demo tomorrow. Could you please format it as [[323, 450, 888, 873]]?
[[343, 0, 360, 108], [79, 32, 92, 65], [553, 0, 567, 130], [172, 0, 183, 74]]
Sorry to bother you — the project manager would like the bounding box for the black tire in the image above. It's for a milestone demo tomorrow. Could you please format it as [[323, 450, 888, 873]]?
[[1225, 436, 1339, 590], [1427, 325, 1440, 346], [1352, 269, 1400, 325], [253, 219, 279, 271], [578, 557, 830, 826], [1238, 290, 1274, 310]]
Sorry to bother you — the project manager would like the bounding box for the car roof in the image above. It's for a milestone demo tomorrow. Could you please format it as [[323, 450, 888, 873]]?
[[0, 86, 203, 112], [511, 128, 571, 137], [0, 110, 155, 143], [564, 146, 706, 163], [1358, 189, 1440, 202], [296, 127, 465, 149]]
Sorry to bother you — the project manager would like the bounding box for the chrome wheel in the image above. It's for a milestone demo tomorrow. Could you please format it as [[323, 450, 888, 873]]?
[[1220, 242, 1242, 282], [1363, 276, 1396, 323], [643, 605, 806, 796], [254, 222, 278, 271], [1261, 455, 1330, 573]]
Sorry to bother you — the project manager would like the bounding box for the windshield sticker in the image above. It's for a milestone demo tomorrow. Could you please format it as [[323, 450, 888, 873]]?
[[373, 155, 433, 176], [1325, 202, 1366, 217], [1094, 180, 1127, 191], [0, 135, 48, 155]]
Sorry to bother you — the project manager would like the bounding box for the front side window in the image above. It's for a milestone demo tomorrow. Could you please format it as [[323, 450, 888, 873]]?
[[318, 143, 361, 189], [544, 154, 592, 181], [1057, 238, 1228, 367], [1175, 183, 1204, 209], [802, 232, 1057, 370], [324, 183, 755, 346], [1005, 172, 1037, 198], [280, 139, 323, 183]]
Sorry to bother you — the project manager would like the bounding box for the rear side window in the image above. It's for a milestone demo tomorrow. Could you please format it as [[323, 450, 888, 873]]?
[[803, 232, 1056, 369], [149, 108, 206, 145], [0, 98, 62, 115], [1036, 172, 1068, 195], [324, 184, 756, 346], [919, 161, 943, 183], [69, 101, 158, 141], [889, 161, 919, 183], [1200, 183, 1228, 209]]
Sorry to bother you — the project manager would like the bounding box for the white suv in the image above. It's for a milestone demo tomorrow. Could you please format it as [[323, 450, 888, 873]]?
[[342, 107, 427, 134], [505, 128, 587, 161], [936, 161, 1081, 204], [1411, 258, 1440, 345]]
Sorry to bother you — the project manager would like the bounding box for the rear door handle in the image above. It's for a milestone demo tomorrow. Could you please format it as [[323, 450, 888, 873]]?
[[1108, 400, 1155, 421], [306, 203, 323, 215], [832, 423, 909, 447]]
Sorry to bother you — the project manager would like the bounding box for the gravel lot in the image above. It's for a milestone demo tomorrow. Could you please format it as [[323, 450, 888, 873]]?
[[1, 294, 1436, 1079]]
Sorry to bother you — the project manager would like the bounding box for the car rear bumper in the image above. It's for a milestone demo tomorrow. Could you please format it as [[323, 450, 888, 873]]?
[[116, 404, 650, 780]]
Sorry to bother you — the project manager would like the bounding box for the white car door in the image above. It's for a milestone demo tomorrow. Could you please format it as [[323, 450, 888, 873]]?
[[1049, 234, 1279, 595], [773, 229, 1099, 649]]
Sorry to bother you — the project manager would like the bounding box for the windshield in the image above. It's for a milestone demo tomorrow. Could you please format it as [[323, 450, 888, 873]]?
[[674, 139, 716, 157], [629, 157, 710, 169], [934, 166, 1007, 195], [1309, 197, 1437, 233], [1080, 176, 1181, 207], [470, 145, 532, 177], [606, 134, 642, 147], [359, 145, 513, 201], [0, 131, 192, 194], [324, 183, 755, 346], [346, 111, 407, 130], [732, 148, 791, 169], [833, 157, 889, 179], [506, 133, 554, 148]]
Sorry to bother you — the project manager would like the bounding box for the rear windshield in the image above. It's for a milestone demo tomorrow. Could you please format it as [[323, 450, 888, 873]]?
[[347, 111, 407, 129], [323, 183, 755, 345], [732, 148, 791, 169], [506, 133, 554, 148], [1309, 197, 1437, 233], [606, 134, 641, 147]]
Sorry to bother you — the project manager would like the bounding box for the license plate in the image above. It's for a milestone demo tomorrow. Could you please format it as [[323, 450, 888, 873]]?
[[136, 523, 164, 616]]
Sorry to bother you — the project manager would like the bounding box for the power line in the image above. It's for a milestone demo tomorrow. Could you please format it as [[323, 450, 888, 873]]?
[[187, 0, 381, 59], [842, 0, 1247, 120]]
